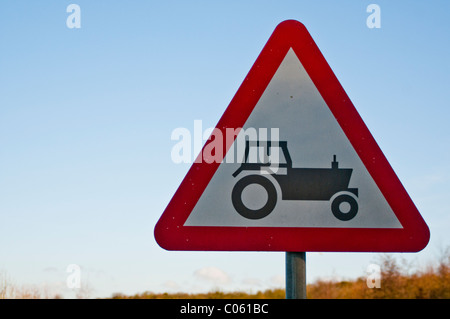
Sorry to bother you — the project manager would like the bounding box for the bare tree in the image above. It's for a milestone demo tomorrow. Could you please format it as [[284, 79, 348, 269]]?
[[0, 271, 15, 299]]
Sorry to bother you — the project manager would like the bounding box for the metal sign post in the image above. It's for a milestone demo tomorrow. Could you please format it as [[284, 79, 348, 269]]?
[[286, 252, 306, 299]]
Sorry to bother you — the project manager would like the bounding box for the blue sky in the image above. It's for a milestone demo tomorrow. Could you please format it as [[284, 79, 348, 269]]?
[[0, 1, 449, 298]]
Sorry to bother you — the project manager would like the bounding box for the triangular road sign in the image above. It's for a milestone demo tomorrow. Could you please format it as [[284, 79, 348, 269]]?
[[154, 20, 429, 252]]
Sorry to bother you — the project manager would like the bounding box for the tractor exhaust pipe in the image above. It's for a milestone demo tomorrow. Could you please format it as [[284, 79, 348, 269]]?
[[332, 155, 338, 169]]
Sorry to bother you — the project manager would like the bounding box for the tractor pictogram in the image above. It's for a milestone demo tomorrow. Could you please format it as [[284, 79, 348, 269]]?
[[231, 140, 359, 221]]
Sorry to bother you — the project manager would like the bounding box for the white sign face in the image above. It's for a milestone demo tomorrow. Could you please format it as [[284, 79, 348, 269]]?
[[185, 48, 402, 229]]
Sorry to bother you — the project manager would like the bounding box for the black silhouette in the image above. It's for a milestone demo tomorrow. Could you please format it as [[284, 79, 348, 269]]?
[[231, 140, 359, 221]]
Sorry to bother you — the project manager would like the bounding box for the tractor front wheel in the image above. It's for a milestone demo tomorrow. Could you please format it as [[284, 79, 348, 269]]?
[[331, 194, 358, 221]]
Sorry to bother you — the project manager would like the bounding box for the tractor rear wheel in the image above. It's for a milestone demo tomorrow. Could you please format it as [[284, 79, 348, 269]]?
[[232, 175, 277, 220]]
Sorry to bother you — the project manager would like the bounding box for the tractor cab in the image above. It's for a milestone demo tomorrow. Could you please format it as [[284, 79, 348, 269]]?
[[232, 140, 291, 177]]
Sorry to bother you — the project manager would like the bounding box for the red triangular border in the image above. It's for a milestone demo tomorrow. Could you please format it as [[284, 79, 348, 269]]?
[[154, 20, 430, 252]]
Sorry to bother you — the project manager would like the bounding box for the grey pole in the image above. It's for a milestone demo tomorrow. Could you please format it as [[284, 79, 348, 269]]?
[[285, 252, 306, 299]]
